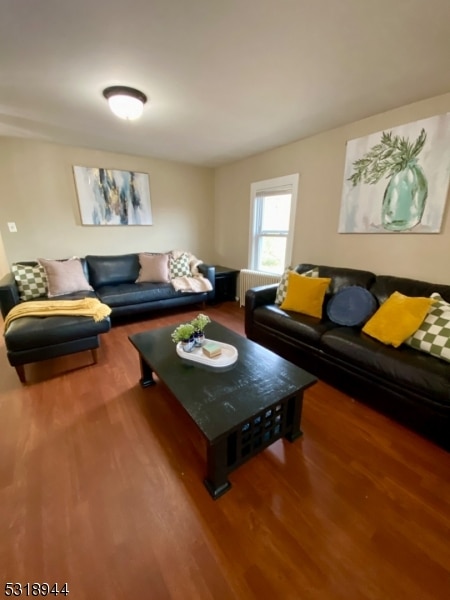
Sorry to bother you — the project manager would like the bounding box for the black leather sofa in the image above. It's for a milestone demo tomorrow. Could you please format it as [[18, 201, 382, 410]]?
[[0, 253, 215, 382], [0, 253, 215, 320], [245, 264, 450, 451], [86, 253, 214, 317]]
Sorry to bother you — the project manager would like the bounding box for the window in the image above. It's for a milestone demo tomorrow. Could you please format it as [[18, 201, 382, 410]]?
[[249, 174, 299, 274]]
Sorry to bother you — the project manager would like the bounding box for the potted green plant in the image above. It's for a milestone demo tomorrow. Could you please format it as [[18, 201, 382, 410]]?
[[191, 313, 211, 346], [171, 322, 195, 352]]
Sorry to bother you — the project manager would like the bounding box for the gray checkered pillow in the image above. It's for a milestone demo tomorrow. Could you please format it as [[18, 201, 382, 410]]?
[[169, 253, 191, 278], [12, 263, 48, 301], [275, 267, 319, 305], [405, 293, 450, 363]]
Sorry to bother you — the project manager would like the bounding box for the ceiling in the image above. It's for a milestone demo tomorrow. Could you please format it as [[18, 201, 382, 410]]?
[[1, 0, 449, 167]]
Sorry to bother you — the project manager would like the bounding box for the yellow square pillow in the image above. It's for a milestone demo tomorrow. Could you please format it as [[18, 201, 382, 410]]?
[[362, 291, 435, 348], [280, 272, 331, 318]]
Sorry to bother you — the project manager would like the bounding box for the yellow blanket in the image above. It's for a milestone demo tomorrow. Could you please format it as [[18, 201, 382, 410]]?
[[4, 298, 112, 332]]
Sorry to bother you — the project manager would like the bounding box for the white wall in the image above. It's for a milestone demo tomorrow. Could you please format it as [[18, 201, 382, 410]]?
[[0, 138, 215, 265], [214, 92, 450, 283]]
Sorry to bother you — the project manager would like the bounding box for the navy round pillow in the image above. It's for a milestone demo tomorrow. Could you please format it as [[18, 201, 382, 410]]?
[[326, 286, 377, 327]]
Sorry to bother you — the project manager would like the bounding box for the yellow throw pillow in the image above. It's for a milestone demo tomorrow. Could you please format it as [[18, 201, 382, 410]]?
[[280, 272, 331, 318], [362, 291, 435, 348]]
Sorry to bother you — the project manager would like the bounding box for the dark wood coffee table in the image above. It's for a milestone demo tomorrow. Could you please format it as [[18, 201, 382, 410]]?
[[129, 321, 317, 499]]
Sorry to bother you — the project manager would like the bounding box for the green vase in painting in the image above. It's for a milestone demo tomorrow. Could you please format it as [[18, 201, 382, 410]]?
[[381, 160, 428, 231]]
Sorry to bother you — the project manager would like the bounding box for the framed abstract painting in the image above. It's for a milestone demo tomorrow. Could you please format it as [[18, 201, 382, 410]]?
[[338, 113, 450, 233], [73, 166, 152, 226]]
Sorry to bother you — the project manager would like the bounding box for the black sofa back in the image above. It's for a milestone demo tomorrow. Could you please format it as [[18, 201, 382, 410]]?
[[297, 263, 375, 291], [298, 263, 450, 308], [86, 254, 140, 288], [370, 275, 450, 305]]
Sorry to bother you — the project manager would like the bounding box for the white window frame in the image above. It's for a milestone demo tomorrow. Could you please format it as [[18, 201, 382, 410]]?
[[248, 174, 299, 273]]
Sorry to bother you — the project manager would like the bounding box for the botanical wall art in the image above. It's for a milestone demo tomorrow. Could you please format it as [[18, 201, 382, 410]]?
[[73, 166, 152, 225], [338, 113, 450, 233]]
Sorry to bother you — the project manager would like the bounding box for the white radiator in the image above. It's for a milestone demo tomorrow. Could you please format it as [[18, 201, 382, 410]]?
[[239, 269, 281, 307]]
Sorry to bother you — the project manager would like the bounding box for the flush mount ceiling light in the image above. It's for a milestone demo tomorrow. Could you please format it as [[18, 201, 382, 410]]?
[[103, 86, 147, 120]]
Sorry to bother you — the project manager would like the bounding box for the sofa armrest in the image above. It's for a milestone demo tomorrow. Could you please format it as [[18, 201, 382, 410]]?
[[246, 284, 277, 309], [198, 263, 215, 301], [245, 284, 278, 338], [0, 272, 20, 319]]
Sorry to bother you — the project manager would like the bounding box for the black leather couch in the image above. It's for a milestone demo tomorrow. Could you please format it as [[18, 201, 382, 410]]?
[[0, 253, 215, 382], [85, 253, 214, 317], [0, 253, 215, 320], [245, 264, 450, 451]]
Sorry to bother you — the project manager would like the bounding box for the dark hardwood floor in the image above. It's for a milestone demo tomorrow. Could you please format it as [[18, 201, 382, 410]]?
[[1, 302, 449, 599]]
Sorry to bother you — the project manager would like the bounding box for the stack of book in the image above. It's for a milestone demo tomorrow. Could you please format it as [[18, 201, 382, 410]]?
[[202, 342, 222, 358]]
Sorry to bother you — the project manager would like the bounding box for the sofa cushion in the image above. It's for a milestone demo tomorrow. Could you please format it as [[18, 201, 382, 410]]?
[[38, 257, 93, 297], [253, 305, 336, 347], [280, 272, 331, 318], [307, 265, 376, 295], [86, 254, 140, 288], [136, 253, 170, 283], [406, 293, 450, 363], [362, 291, 434, 348], [4, 314, 110, 352], [275, 267, 318, 305], [326, 286, 377, 327], [320, 327, 450, 404], [11, 263, 48, 301], [95, 282, 181, 308]]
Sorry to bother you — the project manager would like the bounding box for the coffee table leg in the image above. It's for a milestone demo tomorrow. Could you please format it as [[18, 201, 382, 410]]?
[[204, 437, 231, 499], [285, 393, 304, 442], [139, 356, 156, 388]]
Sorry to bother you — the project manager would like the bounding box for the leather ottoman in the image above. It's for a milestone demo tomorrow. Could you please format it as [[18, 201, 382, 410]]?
[[4, 314, 111, 383]]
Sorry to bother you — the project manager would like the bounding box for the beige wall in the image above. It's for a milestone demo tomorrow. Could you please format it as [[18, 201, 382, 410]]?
[[214, 93, 450, 283], [1, 93, 449, 283], [0, 138, 215, 265], [0, 232, 9, 278]]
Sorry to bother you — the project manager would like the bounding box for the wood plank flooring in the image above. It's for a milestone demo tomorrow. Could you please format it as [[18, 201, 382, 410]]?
[[1, 302, 449, 599]]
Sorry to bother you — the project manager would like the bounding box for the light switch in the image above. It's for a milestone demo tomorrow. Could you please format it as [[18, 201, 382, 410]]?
[[7, 222, 17, 233]]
